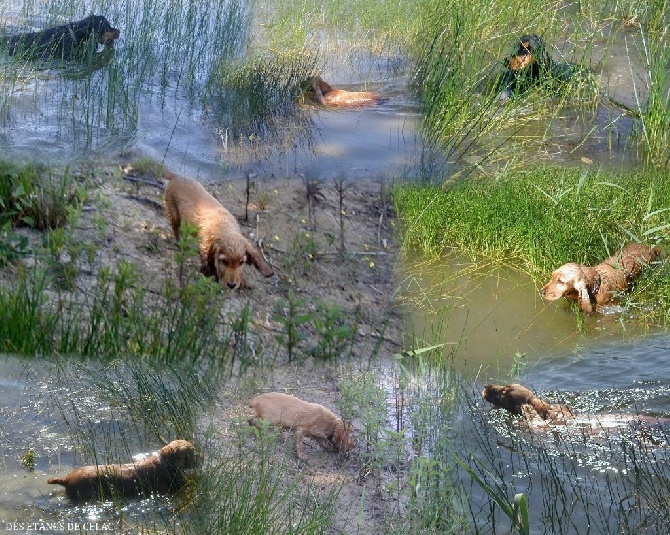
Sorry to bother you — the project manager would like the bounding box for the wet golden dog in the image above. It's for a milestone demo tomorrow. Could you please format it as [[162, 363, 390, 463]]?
[[248, 392, 355, 460], [482, 383, 574, 424], [540, 243, 660, 313], [47, 439, 198, 501], [483, 383, 670, 436], [163, 172, 274, 289], [306, 76, 381, 108]]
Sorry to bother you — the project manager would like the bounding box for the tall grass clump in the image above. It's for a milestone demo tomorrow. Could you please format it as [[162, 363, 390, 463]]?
[[626, 3, 670, 165], [186, 437, 338, 534], [257, 0, 435, 59], [0, 160, 86, 230], [0, 264, 242, 365], [394, 166, 670, 322], [338, 352, 469, 533], [208, 49, 320, 141]]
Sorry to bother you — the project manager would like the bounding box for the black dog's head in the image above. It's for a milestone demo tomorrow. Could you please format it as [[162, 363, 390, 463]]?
[[506, 34, 550, 72], [72, 15, 120, 45]]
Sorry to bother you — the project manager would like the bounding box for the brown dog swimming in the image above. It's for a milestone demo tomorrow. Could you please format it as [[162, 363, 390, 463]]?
[[47, 440, 198, 501], [306, 76, 381, 108], [540, 243, 661, 313], [482, 383, 573, 424]]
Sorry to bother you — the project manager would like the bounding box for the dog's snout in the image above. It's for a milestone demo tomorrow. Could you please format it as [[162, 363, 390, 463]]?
[[539, 286, 546, 296], [227, 281, 238, 289]]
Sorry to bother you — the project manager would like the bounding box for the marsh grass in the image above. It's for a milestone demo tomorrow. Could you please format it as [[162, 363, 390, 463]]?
[[187, 430, 338, 534], [0, 263, 239, 364], [409, 0, 670, 173], [338, 354, 469, 533], [394, 166, 670, 324], [207, 48, 320, 150], [0, 160, 86, 230]]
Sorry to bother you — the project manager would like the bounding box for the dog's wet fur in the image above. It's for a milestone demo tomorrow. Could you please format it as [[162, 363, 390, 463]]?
[[483, 383, 574, 424], [47, 439, 198, 501], [3, 15, 120, 59], [540, 243, 661, 313]]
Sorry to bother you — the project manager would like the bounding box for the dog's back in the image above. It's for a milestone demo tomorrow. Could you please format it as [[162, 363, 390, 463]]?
[[249, 392, 330, 428], [4, 15, 119, 58]]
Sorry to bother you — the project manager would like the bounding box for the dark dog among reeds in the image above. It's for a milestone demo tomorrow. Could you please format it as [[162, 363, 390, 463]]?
[[497, 34, 583, 97], [3, 15, 120, 59], [47, 439, 198, 501]]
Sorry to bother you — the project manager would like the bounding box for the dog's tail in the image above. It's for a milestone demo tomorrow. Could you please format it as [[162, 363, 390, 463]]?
[[47, 477, 66, 486]]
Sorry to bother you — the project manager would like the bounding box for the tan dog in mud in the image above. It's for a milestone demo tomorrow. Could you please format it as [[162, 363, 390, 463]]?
[[47, 439, 198, 501], [163, 171, 274, 289], [248, 392, 355, 460], [306, 76, 381, 108], [540, 243, 661, 313]]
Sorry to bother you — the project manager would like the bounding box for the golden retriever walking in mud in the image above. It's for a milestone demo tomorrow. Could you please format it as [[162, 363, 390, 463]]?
[[249, 392, 355, 460], [163, 172, 274, 289]]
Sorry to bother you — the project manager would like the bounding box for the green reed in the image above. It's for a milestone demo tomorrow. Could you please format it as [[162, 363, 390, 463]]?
[[0, 263, 242, 365]]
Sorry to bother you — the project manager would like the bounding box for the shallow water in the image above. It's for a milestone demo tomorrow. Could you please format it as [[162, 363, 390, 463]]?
[[0, 6, 656, 181], [399, 253, 665, 376], [0, 356, 183, 533], [464, 336, 670, 534]]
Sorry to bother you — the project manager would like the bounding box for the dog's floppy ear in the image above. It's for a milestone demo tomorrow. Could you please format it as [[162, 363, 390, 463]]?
[[574, 276, 594, 313], [245, 242, 274, 278]]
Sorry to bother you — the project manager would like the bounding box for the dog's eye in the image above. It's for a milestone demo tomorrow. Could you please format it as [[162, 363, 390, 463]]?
[[218, 254, 229, 266]]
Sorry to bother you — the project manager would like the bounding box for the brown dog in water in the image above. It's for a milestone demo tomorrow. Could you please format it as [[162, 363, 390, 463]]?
[[540, 243, 661, 313], [47, 439, 198, 501], [306, 76, 381, 108], [248, 392, 355, 460], [482, 383, 574, 424]]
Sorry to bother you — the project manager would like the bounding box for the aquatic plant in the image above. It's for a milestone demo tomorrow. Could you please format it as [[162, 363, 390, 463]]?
[[0, 161, 86, 230]]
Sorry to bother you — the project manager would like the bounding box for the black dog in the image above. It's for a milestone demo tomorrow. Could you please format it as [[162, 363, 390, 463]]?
[[497, 34, 581, 97], [3, 15, 120, 59]]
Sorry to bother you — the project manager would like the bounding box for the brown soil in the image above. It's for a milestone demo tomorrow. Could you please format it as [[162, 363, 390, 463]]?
[[13, 151, 406, 533]]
